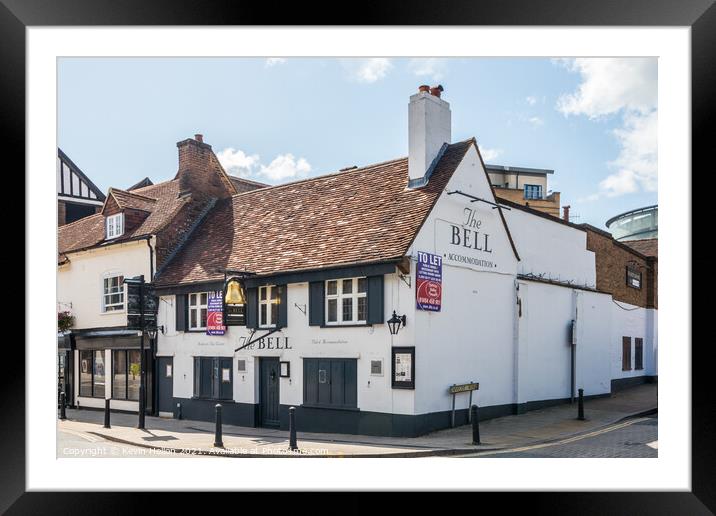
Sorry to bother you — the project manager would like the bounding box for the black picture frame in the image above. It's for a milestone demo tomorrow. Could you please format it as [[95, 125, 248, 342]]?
[[8, 0, 710, 511], [391, 346, 415, 390], [279, 361, 290, 378]]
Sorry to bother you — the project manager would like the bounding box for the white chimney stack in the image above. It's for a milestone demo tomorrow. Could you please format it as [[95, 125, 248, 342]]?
[[408, 84, 451, 187]]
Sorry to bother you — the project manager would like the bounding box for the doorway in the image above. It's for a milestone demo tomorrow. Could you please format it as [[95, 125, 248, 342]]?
[[259, 357, 280, 427]]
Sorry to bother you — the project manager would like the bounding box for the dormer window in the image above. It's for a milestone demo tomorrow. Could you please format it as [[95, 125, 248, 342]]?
[[106, 213, 124, 239]]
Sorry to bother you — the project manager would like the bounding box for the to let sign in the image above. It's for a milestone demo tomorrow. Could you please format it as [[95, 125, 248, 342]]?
[[416, 251, 442, 312], [206, 291, 226, 336]]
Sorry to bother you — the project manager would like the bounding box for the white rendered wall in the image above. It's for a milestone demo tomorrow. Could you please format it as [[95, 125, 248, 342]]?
[[503, 207, 596, 288], [157, 273, 417, 415], [610, 301, 653, 380], [57, 239, 153, 330]]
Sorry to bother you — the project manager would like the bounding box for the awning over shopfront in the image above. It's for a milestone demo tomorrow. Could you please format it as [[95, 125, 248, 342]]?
[[73, 329, 143, 350]]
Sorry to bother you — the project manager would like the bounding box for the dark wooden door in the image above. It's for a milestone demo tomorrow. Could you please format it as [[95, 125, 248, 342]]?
[[157, 357, 174, 414], [259, 357, 280, 427]]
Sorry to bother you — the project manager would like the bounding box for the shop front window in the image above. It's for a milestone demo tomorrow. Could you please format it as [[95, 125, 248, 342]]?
[[112, 349, 141, 400], [80, 350, 106, 398]]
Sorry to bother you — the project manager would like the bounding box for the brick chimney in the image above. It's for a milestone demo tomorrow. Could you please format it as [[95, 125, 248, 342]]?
[[408, 84, 451, 188], [175, 134, 234, 200], [562, 205, 570, 222]]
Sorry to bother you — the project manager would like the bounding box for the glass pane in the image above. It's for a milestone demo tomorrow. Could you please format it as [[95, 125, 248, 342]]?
[[342, 279, 353, 294], [271, 304, 278, 325], [260, 304, 267, 325], [200, 293, 208, 306], [128, 350, 141, 401], [190, 309, 197, 328], [270, 286, 278, 300], [357, 297, 367, 321], [260, 287, 267, 301], [327, 299, 337, 322], [342, 298, 353, 322], [113, 351, 127, 399], [80, 350, 92, 396], [357, 278, 367, 293], [189, 294, 196, 306], [326, 280, 337, 296], [200, 308, 207, 327], [94, 350, 105, 398]]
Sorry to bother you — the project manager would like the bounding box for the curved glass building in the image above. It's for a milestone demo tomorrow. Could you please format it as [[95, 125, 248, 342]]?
[[605, 205, 658, 241]]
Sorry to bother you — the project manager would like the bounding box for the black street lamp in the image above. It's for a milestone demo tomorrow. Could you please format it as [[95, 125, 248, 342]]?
[[387, 311, 407, 335]]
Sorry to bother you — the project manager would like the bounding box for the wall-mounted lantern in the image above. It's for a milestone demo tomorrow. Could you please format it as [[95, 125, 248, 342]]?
[[387, 311, 407, 335]]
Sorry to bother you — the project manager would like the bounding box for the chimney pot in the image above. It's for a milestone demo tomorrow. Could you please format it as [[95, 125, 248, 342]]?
[[195, 134, 203, 143], [418, 85, 430, 93], [430, 85, 444, 98]]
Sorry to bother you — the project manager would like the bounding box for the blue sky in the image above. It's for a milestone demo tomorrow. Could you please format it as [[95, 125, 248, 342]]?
[[58, 57, 657, 229]]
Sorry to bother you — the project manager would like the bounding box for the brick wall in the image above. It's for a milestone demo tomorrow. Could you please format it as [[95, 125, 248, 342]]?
[[123, 208, 150, 233], [176, 138, 235, 201], [584, 227, 657, 309], [154, 198, 211, 270], [495, 189, 561, 218], [58, 200, 67, 226]]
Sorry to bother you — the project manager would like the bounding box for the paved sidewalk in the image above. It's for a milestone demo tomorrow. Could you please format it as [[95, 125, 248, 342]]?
[[58, 383, 656, 458]]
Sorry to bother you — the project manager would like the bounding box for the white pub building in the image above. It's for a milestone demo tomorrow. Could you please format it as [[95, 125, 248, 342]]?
[[146, 86, 657, 436]]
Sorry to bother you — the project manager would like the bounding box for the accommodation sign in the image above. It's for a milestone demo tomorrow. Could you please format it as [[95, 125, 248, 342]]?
[[206, 291, 225, 336], [437, 207, 500, 272], [416, 251, 442, 312]]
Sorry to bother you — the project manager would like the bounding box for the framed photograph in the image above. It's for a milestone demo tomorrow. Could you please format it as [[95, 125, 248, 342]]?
[[10, 0, 708, 507], [391, 347, 415, 390]]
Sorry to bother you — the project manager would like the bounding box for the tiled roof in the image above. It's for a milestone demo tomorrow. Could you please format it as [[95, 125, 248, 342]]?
[[155, 139, 475, 286], [107, 188, 158, 212], [59, 179, 189, 255], [229, 175, 268, 193], [623, 238, 658, 258]]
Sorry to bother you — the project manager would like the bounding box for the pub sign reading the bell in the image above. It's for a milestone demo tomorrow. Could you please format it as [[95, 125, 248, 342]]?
[[224, 278, 246, 326]]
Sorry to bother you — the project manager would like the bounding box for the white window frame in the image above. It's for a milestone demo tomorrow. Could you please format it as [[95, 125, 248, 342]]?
[[325, 277, 367, 326], [259, 285, 279, 328], [188, 292, 209, 330], [105, 213, 124, 239], [101, 273, 125, 313]]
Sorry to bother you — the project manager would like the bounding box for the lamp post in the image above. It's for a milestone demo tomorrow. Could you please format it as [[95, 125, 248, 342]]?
[[124, 275, 147, 429], [387, 311, 407, 336]]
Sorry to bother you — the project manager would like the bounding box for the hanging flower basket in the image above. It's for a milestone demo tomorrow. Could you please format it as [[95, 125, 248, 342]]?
[[58, 311, 75, 333]]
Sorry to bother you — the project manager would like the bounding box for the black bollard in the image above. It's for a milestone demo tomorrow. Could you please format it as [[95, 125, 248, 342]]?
[[214, 404, 224, 448], [104, 398, 111, 429], [288, 406, 298, 451], [176, 402, 182, 420], [59, 392, 67, 420], [471, 405, 481, 445], [577, 388, 585, 421]]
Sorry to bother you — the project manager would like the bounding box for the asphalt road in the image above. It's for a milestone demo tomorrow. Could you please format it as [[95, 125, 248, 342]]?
[[460, 414, 658, 458]]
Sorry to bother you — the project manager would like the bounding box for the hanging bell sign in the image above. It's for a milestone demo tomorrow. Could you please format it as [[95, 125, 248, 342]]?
[[224, 277, 247, 326]]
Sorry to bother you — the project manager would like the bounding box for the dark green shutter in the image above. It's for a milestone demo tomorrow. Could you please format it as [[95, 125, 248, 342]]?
[[246, 287, 259, 329], [176, 294, 188, 332], [277, 285, 288, 328], [366, 275, 384, 324], [308, 281, 325, 326]]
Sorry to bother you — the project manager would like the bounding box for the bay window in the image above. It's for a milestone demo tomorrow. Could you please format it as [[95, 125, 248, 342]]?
[[325, 277, 367, 325]]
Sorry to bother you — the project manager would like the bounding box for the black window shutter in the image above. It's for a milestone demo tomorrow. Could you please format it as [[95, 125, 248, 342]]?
[[277, 285, 288, 328], [308, 281, 325, 326], [246, 287, 259, 329], [366, 275, 384, 324], [176, 294, 188, 332]]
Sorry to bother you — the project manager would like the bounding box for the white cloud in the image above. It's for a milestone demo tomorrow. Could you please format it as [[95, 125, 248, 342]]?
[[554, 58, 657, 199], [479, 147, 502, 162], [216, 147, 260, 177], [259, 153, 312, 181], [345, 58, 393, 83], [265, 58, 286, 67], [526, 95, 537, 106], [408, 58, 447, 80], [528, 116, 544, 127]]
